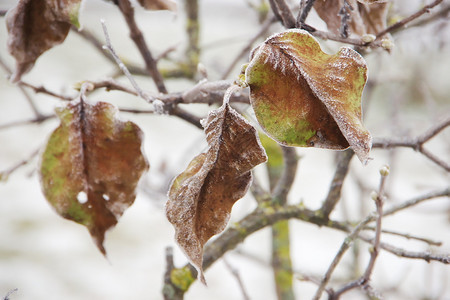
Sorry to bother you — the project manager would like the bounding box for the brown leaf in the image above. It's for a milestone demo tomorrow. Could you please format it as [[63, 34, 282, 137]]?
[[40, 100, 149, 254], [137, 0, 177, 11], [6, 0, 82, 82], [166, 103, 267, 282], [245, 29, 372, 164], [314, 0, 388, 36]]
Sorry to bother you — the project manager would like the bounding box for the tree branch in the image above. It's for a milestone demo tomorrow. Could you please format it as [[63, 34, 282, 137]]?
[[268, 0, 296, 28], [320, 149, 354, 219], [376, 0, 444, 39], [373, 116, 450, 171], [116, 0, 168, 93]]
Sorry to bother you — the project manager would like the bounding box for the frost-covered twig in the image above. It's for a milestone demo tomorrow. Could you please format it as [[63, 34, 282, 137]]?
[[223, 257, 251, 300], [373, 116, 450, 171], [116, 0, 168, 93], [375, 0, 444, 39], [329, 166, 388, 300], [269, 0, 296, 28], [296, 0, 316, 27]]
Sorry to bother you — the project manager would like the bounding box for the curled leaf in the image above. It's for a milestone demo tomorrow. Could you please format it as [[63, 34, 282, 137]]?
[[245, 29, 371, 164], [40, 101, 149, 254], [6, 0, 82, 82], [166, 102, 267, 282]]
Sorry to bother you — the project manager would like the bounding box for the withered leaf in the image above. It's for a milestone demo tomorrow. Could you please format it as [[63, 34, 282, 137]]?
[[137, 0, 177, 11], [314, 0, 388, 36], [166, 103, 267, 283], [245, 29, 372, 164], [40, 101, 149, 254], [6, 0, 82, 82]]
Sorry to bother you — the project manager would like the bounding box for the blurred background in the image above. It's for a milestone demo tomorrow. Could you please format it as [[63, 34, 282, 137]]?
[[0, 0, 449, 299]]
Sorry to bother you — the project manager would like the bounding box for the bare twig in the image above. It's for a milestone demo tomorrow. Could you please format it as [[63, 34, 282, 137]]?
[[2, 288, 18, 300], [320, 149, 354, 219], [0, 148, 40, 181], [268, 0, 296, 28], [329, 167, 388, 300], [383, 187, 450, 217], [221, 16, 276, 80], [184, 0, 200, 78], [0, 115, 55, 130], [312, 213, 373, 300], [71, 27, 148, 76], [223, 257, 251, 300], [19, 81, 74, 101], [376, 0, 444, 39], [363, 227, 442, 247], [296, 0, 316, 27], [359, 235, 450, 264], [116, 0, 168, 93], [373, 116, 450, 171], [0, 55, 44, 117], [101, 20, 156, 104]]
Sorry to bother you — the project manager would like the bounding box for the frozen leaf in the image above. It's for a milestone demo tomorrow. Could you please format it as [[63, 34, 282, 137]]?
[[245, 29, 371, 164], [166, 102, 267, 283], [6, 0, 82, 82], [314, 0, 388, 36], [137, 0, 177, 11], [40, 101, 149, 254]]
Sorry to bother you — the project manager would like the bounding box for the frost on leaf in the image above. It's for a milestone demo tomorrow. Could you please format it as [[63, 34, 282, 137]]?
[[314, 0, 388, 36], [245, 29, 371, 164], [166, 103, 267, 283], [6, 0, 82, 82], [40, 101, 149, 255], [137, 0, 177, 11]]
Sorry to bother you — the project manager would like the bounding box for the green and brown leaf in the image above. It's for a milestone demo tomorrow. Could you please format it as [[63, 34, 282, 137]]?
[[40, 100, 149, 254], [245, 29, 372, 164]]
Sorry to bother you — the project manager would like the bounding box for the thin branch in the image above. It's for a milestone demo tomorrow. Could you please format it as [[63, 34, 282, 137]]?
[[320, 149, 354, 219], [0, 148, 40, 181], [363, 227, 442, 247], [312, 213, 374, 300], [0, 55, 44, 117], [383, 187, 450, 217], [71, 27, 148, 76], [373, 116, 450, 171], [19, 81, 74, 101], [0, 115, 55, 130], [296, 0, 316, 27], [376, 0, 444, 39], [184, 0, 200, 78], [272, 147, 299, 202], [221, 16, 276, 80], [269, 0, 296, 28], [2, 288, 18, 300], [116, 0, 168, 93], [101, 20, 155, 104], [329, 167, 388, 300], [359, 235, 450, 264], [223, 257, 251, 300]]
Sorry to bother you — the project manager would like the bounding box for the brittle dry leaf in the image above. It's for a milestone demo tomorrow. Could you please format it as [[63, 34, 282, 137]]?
[[166, 102, 267, 283], [6, 0, 82, 82], [314, 0, 388, 36], [137, 0, 177, 11], [40, 101, 149, 254], [245, 29, 371, 164]]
